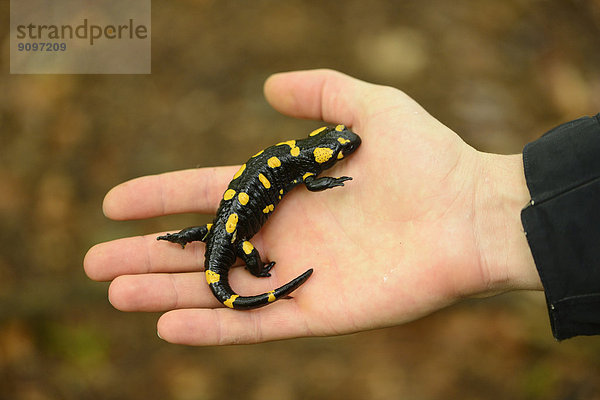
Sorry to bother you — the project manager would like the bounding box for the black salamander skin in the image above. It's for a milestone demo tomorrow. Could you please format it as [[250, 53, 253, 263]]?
[[157, 125, 361, 310]]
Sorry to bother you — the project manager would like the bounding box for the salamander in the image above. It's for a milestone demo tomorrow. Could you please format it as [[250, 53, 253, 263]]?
[[157, 125, 361, 310]]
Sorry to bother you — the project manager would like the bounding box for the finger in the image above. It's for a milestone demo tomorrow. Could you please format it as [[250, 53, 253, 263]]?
[[103, 166, 238, 220], [157, 301, 311, 345], [84, 233, 206, 281], [108, 272, 218, 311], [107, 265, 290, 312], [84, 229, 270, 281], [263, 69, 375, 128]]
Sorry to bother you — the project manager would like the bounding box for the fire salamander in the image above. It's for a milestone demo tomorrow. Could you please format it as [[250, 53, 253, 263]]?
[[157, 125, 361, 310]]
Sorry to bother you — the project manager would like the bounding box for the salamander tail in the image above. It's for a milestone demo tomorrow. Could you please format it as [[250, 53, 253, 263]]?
[[207, 268, 313, 310]]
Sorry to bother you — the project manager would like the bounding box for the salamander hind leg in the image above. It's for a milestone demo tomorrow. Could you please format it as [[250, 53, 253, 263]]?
[[236, 240, 275, 277], [304, 175, 352, 192], [157, 223, 213, 248]]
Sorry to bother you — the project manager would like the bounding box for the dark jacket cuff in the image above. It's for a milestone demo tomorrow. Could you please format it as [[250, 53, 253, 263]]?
[[521, 114, 600, 340]]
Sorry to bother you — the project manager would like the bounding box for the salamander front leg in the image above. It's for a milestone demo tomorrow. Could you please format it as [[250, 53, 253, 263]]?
[[236, 240, 275, 277], [157, 223, 213, 248], [304, 175, 352, 192]]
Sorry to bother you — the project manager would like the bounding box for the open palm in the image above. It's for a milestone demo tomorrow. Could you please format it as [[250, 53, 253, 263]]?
[[84, 69, 538, 345]]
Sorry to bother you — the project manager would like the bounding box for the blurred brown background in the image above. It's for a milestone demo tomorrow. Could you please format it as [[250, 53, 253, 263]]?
[[2, 1, 600, 399]]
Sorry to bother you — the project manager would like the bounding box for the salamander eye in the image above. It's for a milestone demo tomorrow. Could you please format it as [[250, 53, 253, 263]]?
[[341, 134, 361, 155]]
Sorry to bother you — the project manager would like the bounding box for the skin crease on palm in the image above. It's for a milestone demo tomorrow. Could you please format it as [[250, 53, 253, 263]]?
[[83, 69, 542, 346]]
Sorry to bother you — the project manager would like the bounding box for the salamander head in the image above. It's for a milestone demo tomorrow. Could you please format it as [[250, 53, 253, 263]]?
[[305, 125, 361, 167]]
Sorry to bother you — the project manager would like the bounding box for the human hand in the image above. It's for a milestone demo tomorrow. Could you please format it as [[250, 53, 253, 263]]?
[[84, 69, 541, 345]]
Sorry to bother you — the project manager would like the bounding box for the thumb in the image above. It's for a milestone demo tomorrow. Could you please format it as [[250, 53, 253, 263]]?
[[263, 69, 375, 129]]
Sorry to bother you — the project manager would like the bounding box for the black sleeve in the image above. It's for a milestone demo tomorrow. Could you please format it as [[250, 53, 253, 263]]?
[[521, 113, 600, 340]]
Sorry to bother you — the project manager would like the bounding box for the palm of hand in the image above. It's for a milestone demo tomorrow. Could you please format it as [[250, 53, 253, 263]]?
[[263, 97, 482, 337]]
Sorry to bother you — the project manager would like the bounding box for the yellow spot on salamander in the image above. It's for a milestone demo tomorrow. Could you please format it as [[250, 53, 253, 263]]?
[[303, 172, 314, 180], [226, 213, 238, 233], [238, 192, 249, 205], [277, 140, 296, 148], [258, 173, 271, 189], [242, 241, 254, 255], [335, 124, 345, 132], [223, 294, 239, 308], [279, 189, 284, 195], [267, 156, 281, 168], [309, 126, 327, 136], [252, 149, 264, 157], [205, 270, 220, 284], [267, 290, 276, 302], [233, 164, 246, 180], [202, 223, 213, 240], [223, 189, 236, 201], [314, 147, 334, 163], [263, 204, 274, 214], [337, 152, 344, 159], [337, 137, 350, 144], [277, 140, 301, 156]]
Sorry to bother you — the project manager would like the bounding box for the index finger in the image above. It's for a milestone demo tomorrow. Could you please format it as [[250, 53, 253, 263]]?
[[103, 166, 238, 220]]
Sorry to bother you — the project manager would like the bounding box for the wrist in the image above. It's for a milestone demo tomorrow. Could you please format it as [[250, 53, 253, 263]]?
[[473, 152, 542, 294]]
